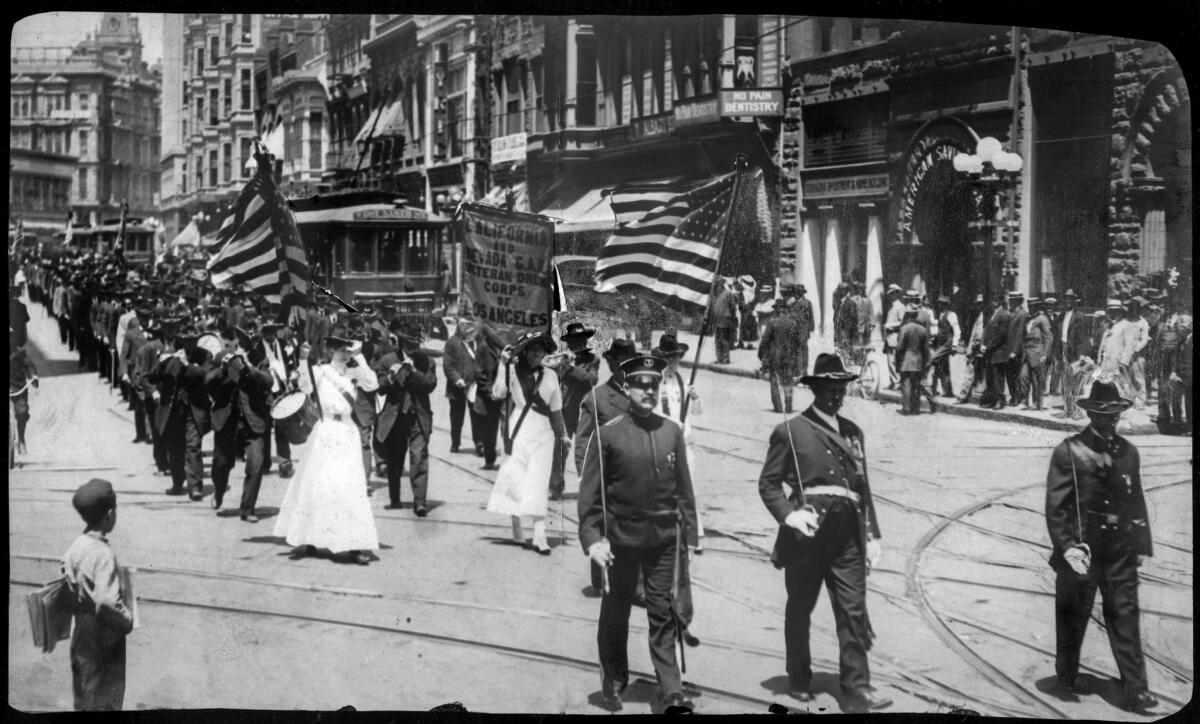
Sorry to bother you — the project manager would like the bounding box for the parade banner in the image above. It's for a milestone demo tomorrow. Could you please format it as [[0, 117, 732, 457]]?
[[458, 203, 553, 335]]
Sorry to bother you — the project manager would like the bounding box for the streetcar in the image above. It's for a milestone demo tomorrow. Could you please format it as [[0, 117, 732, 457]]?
[[289, 188, 451, 324], [56, 218, 158, 264]]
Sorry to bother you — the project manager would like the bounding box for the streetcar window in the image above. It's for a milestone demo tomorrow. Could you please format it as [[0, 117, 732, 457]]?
[[406, 227, 430, 273], [378, 228, 404, 273], [347, 229, 375, 273]]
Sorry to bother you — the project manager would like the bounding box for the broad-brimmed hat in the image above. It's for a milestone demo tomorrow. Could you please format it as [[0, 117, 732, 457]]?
[[325, 335, 354, 350], [800, 353, 859, 386], [1006, 291, 1024, 301], [1027, 296, 1043, 307], [903, 288, 919, 300], [651, 333, 689, 358], [560, 322, 596, 345], [620, 354, 668, 380], [1106, 298, 1124, 311], [259, 320, 283, 334], [603, 337, 638, 360], [1044, 295, 1059, 305], [1076, 380, 1133, 413], [512, 330, 555, 356]]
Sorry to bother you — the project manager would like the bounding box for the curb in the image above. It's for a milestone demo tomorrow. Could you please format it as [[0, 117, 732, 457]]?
[[681, 359, 1163, 436]]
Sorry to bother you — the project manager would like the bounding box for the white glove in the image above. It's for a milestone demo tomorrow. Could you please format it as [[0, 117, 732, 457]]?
[[121, 373, 130, 384], [865, 538, 882, 571], [1064, 545, 1091, 575], [588, 539, 614, 567], [151, 390, 161, 402], [784, 507, 820, 537]]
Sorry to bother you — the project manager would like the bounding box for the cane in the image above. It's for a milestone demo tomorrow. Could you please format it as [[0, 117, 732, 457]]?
[[589, 384, 611, 596], [671, 517, 687, 674]]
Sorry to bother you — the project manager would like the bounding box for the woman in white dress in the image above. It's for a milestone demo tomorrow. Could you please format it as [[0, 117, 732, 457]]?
[[486, 332, 569, 555], [273, 335, 380, 565]]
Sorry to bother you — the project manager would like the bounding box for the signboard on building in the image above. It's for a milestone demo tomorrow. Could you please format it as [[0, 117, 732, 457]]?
[[458, 203, 553, 333], [352, 207, 430, 221], [802, 173, 890, 200], [758, 16, 782, 89], [50, 109, 91, 121], [491, 133, 528, 164], [718, 89, 784, 117], [673, 95, 720, 126]]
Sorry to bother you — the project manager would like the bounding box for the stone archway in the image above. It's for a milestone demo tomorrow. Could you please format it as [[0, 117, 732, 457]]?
[[891, 117, 981, 300]]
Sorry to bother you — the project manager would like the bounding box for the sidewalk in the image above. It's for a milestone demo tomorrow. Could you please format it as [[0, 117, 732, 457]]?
[[665, 329, 1161, 436]]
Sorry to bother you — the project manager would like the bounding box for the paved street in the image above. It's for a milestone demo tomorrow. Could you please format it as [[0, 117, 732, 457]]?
[[9, 300, 1193, 716]]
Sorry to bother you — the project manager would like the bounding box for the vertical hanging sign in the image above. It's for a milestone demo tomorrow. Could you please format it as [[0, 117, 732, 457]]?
[[758, 15, 781, 89]]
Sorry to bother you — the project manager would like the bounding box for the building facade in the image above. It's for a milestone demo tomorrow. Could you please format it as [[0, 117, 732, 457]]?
[[9, 148, 79, 241], [10, 12, 161, 233]]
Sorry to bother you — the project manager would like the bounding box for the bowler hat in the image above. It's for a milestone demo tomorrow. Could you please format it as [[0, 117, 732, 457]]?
[[651, 333, 689, 358], [1076, 380, 1133, 413], [620, 354, 668, 380], [799, 353, 859, 386], [603, 338, 638, 360]]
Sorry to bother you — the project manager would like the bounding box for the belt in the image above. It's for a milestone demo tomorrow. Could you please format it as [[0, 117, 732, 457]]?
[[1086, 510, 1120, 525], [802, 486, 861, 504]]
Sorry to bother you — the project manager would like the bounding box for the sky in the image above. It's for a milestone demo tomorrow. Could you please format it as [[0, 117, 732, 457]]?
[[12, 12, 164, 65]]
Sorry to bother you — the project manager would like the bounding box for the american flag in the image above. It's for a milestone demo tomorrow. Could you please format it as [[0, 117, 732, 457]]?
[[594, 173, 737, 312], [206, 151, 310, 303]]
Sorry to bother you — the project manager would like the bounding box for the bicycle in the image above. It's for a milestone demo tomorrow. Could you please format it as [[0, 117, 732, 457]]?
[[836, 343, 882, 401]]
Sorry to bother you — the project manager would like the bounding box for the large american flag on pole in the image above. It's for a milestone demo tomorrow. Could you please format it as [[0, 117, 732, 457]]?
[[206, 150, 310, 303], [594, 173, 737, 312]]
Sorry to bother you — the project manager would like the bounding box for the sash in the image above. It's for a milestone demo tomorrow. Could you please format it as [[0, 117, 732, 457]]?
[[321, 365, 359, 412]]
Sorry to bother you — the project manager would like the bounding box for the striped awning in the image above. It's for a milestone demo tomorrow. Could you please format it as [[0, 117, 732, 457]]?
[[353, 107, 384, 144]]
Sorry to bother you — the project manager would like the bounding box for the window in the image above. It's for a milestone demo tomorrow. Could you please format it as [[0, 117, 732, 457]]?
[[78, 92, 89, 111], [851, 18, 864, 43], [819, 18, 835, 54], [196, 94, 204, 126], [224, 23, 232, 54], [241, 14, 251, 41], [405, 228, 431, 273], [181, 159, 188, 193], [240, 137, 252, 177], [309, 112, 323, 170], [209, 150, 218, 186], [347, 230, 375, 273], [209, 89, 219, 125], [576, 33, 597, 126], [79, 131, 88, 155], [210, 36, 220, 66], [378, 230, 403, 272], [446, 95, 464, 158], [240, 69, 251, 109], [223, 143, 232, 183], [196, 47, 205, 73], [78, 168, 88, 200], [223, 78, 232, 118], [1140, 209, 1166, 273], [195, 154, 203, 190], [182, 80, 188, 105]]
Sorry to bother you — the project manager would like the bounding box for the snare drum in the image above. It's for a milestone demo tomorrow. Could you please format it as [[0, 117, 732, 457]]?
[[270, 391, 320, 445]]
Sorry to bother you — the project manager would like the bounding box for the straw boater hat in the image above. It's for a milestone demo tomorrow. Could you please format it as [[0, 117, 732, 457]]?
[[1106, 298, 1124, 311], [799, 353, 859, 386], [652, 333, 690, 358], [886, 283, 903, 295], [1076, 380, 1133, 413]]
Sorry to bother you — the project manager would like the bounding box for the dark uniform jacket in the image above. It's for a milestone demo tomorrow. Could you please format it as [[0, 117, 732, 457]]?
[[578, 412, 699, 551], [758, 408, 882, 569], [574, 378, 630, 473], [133, 340, 162, 400], [150, 354, 187, 435], [1045, 426, 1152, 573], [443, 333, 479, 399], [984, 306, 1012, 363], [562, 362, 600, 433], [180, 361, 212, 435], [373, 350, 437, 443]]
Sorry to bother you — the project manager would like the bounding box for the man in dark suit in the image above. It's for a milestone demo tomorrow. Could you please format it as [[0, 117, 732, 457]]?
[[711, 279, 740, 364], [788, 284, 815, 378], [149, 328, 189, 494], [374, 323, 438, 516], [1004, 292, 1028, 406], [177, 332, 213, 501], [1020, 298, 1053, 410], [759, 298, 803, 413], [443, 317, 480, 454], [472, 323, 507, 470], [757, 353, 889, 713], [982, 294, 1013, 410], [578, 354, 699, 713], [557, 322, 599, 501], [1044, 381, 1157, 714], [895, 305, 933, 415]]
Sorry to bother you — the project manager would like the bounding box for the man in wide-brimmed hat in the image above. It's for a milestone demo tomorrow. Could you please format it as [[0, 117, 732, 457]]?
[[980, 293, 1014, 409], [758, 352, 889, 713], [373, 320, 438, 516], [1018, 296, 1053, 410], [710, 278, 740, 364], [1003, 291, 1028, 406], [1152, 289, 1192, 432], [786, 283, 815, 377], [956, 294, 990, 405], [759, 297, 803, 413], [443, 316, 481, 455], [1097, 299, 1135, 389], [929, 295, 959, 398], [1044, 380, 1157, 714]]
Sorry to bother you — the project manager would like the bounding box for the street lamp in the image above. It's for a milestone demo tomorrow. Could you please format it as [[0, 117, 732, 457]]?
[[953, 136, 1023, 308]]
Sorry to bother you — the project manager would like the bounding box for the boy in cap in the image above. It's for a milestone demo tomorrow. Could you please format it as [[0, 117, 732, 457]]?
[[578, 353, 699, 712], [62, 479, 135, 711]]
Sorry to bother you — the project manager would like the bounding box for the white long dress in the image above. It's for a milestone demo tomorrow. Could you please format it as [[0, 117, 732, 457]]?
[[273, 362, 380, 552], [486, 364, 562, 518]]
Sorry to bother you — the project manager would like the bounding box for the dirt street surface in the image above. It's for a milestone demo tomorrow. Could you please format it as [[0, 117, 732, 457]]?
[[9, 301, 1193, 716]]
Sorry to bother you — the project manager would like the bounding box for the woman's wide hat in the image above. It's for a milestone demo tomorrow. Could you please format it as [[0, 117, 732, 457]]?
[[512, 330, 555, 355], [799, 353, 859, 386], [560, 322, 596, 345], [1076, 380, 1133, 413]]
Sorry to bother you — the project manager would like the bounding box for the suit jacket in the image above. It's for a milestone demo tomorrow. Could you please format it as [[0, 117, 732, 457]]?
[[790, 297, 815, 339], [1006, 306, 1029, 358], [562, 361, 600, 433], [758, 408, 881, 569], [304, 309, 332, 358], [205, 352, 242, 433], [758, 313, 802, 373], [443, 333, 479, 399], [119, 327, 147, 378], [574, 378, 630, 474], [373, 350, 437, 443], [181, 362, 212, 434], [712, 289, 739, 328], [1023, 312, 1053, 362], [895, 320, 930, 372], [984, 307, 1012, 363], [578, 412, 699, 551], [150, 354, 186, 435], [133, 340, 163, 398], [1045, 426, 1152, 573]]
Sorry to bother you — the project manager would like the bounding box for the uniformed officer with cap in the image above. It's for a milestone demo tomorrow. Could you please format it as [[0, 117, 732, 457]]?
[[579, 353, 699, 713], [758, 353, 890, 712], [1045, 380, 1157, 713]]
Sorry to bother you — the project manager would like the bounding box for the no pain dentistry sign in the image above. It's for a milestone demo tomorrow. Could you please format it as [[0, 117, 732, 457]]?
[[719, 89, 785, 117]]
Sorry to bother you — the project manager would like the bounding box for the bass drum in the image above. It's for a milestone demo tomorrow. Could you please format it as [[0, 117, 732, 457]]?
[[196, 333, 223, 360], [270, 391, 320, 446]]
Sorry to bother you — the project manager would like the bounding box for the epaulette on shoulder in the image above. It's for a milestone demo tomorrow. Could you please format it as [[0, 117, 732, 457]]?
[[603, 415, 625, 427]]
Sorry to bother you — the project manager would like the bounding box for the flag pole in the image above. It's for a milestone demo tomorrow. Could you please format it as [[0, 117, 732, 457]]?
[[681, 153, 750, 423]]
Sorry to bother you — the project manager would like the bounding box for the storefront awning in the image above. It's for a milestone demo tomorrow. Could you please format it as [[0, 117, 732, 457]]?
[[477, 182, 530, 214], [550, 187, 616, 234], [353, 107, 385, 144], [169, 221, 201, 249], [293, 203, 448, 225], [374, 99, 407, 139]]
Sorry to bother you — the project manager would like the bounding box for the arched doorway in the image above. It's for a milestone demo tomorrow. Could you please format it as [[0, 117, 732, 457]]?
[[911, 160, 975, 301]]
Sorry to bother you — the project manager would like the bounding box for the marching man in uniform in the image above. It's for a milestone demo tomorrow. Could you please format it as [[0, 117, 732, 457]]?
[[578, 353, 699, 713], [1045, 380, 1158, 713], [757, 353, 890, 713]]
